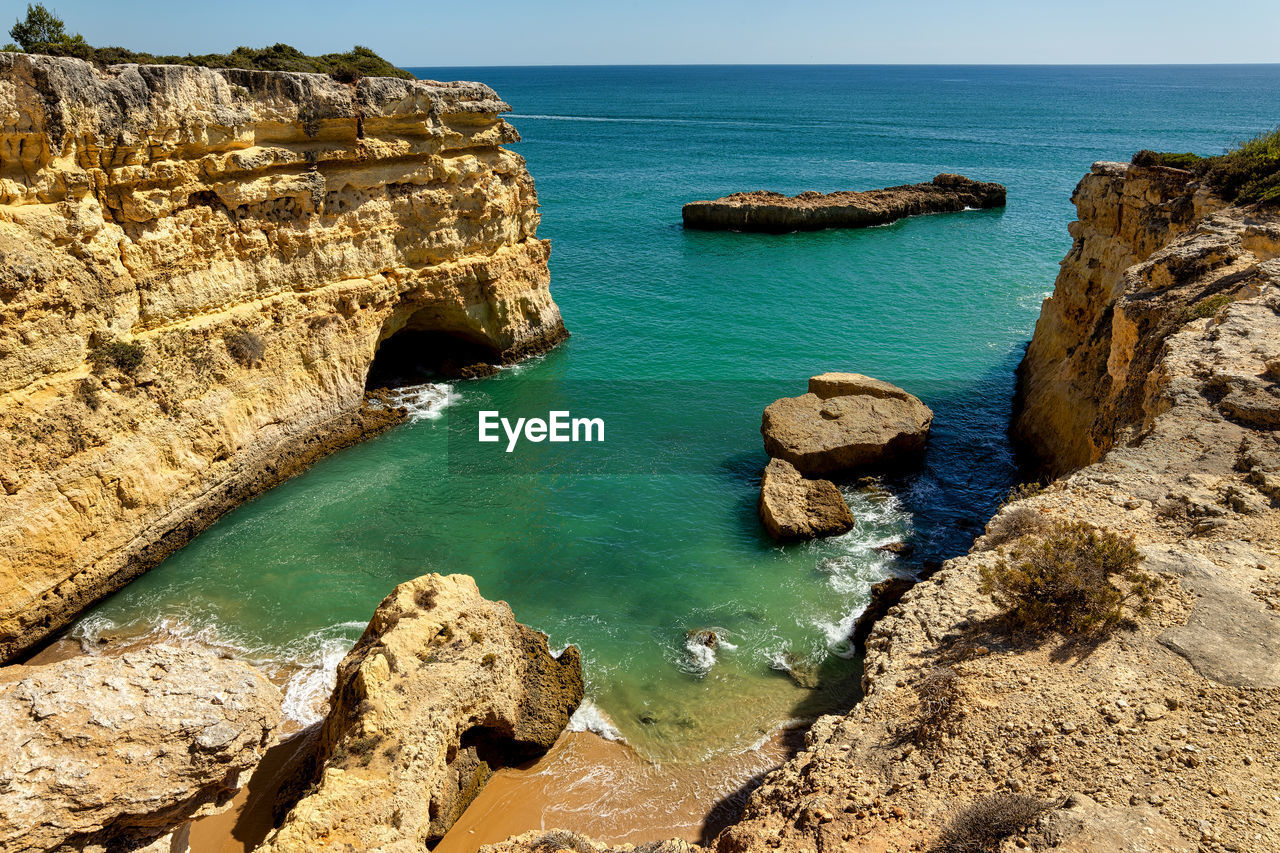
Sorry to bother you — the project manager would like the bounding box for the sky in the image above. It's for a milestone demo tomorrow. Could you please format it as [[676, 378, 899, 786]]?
[[10, 0, 1280, 66]]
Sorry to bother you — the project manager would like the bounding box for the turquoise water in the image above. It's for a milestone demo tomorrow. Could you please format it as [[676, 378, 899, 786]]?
[[70, 66, 1280, 761]]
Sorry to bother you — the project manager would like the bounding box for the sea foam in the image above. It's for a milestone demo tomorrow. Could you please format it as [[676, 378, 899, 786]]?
[[382, 382, 457, 423], [567, 698, 625, 742]]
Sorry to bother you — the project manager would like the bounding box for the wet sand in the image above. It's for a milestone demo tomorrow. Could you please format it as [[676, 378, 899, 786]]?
[[189, 729, 316, 853], [436, 727, 806, 853]]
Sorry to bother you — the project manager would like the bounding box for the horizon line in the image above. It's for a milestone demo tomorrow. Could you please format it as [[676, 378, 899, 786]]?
[[399, 61, 1280, 69]]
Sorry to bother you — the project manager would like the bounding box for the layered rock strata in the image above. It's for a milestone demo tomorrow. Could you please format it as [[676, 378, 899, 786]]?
[[758, 457, 855, 540], [0, 54, 566, 662], [493, 169, 1280, 853], [761, 373, 933, 476], [0, 645, 281, 853], [682, 174, 1006, 232], [261, 573, 584, 853]]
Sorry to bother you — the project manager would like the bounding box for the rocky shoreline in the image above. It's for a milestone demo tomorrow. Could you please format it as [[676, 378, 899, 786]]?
[[681, 174, 1006, 232]]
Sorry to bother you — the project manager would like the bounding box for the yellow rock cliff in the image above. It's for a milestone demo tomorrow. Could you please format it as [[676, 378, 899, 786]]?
[[0, 54, 566, 661]]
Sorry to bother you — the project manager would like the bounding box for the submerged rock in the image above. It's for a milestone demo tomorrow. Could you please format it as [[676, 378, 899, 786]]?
[[682, 173, 1006, 232], [762, 374, 932, 475], [261, 573, 584, 853], [758, 458, 855, 540], [0, 645, 281, 853]]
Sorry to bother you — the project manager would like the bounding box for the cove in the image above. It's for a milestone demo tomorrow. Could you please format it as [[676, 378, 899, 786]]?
[[63, 65, 1280, 772]]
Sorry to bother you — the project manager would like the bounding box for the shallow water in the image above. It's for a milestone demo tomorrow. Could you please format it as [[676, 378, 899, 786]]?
[[67, 65, 1280, 764]]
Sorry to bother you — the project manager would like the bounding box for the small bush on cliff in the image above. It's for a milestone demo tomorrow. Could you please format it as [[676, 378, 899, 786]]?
[[1186, 292, 1235, 321], [224, 329, 265, 367], [979, 521, 1158, 637], [90, 339, 145, 375], [980, 506, 1051, 551], [932, 793, 1048, 853], [1133, 126, 1280, 206]]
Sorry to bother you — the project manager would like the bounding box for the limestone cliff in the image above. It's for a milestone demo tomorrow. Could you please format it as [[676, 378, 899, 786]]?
[[489, 168, 1280, 853], [1013, 162, 1235, 476], [262, 573, 584, 853], [0, 54, 565, 661]]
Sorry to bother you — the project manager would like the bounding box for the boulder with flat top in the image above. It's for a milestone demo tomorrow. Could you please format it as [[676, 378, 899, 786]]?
[[762, 373, 932, 476]]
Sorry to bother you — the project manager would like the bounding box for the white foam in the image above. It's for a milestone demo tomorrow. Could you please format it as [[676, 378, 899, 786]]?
[[567, 698, 625, 742], [681, 629, 734, 675], [281, 632, 355, 727], [381, 382, 457, 423], [69, 613, 118, 650]]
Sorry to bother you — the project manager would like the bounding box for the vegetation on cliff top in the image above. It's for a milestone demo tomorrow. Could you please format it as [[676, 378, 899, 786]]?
[[1133, 125, 1280, 205], [979, 521, 1159, 637], [4, 4, 413, 81]]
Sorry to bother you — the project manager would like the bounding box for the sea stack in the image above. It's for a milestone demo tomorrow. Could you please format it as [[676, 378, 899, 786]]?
[[757, 373, 931, 541], [759, 458, 857, 540], [682, 174, 1006, 232]]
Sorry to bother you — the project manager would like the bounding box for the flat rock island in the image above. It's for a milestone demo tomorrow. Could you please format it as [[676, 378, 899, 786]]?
[[682, 173, 1006, 232]]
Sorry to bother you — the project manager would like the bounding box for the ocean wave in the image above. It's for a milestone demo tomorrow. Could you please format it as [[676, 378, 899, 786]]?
[[679, 628, 734, 676], [381, 382, 457, 423], [567, 698, 626, 742], [280, 623, 366, 727]]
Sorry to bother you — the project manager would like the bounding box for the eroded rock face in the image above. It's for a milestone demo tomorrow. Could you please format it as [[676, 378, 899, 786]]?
[[758, 458, 854, 540], [0, 54, 566, 662], [0, 645, 280, 853], [761, 375, 932, 475], [1013, 162, 1232, 477], [261, 573, 584, 853], [682, 174, 1005, 232]]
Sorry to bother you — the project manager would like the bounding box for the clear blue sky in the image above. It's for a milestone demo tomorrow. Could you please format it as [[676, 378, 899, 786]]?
[[12, 0, 1279, 66]]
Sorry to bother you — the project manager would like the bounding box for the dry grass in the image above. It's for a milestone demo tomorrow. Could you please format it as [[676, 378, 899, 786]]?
[[932, 793, 1048, 853]]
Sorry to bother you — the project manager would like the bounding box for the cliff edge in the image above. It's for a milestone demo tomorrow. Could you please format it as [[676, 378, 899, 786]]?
[[0, 54, 566, 661]]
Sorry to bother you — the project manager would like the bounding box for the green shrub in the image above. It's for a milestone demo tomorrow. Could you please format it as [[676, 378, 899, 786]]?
[[91, 339, 145, 375], [979, 522, 1158, 636], [981, 506, 1050, 551], [1133, 126, 1280, 206], [481, 652, 496, 668], [9, 4, 88, 56], [7, 6, 413, 80], [932, 793, 1048, 853], [1186, 292, 1234, 321], [346, 734, 379, 767]]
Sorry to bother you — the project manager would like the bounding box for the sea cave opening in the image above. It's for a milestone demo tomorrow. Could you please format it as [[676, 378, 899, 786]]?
[[365, 326, 501, 390]]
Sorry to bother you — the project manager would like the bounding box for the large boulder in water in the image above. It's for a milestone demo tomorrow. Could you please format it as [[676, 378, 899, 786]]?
[[759, 458, 855, 541], [261, 573, 584, 853], [762, 374, 933, 476], [0, 645, 281, 853]]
